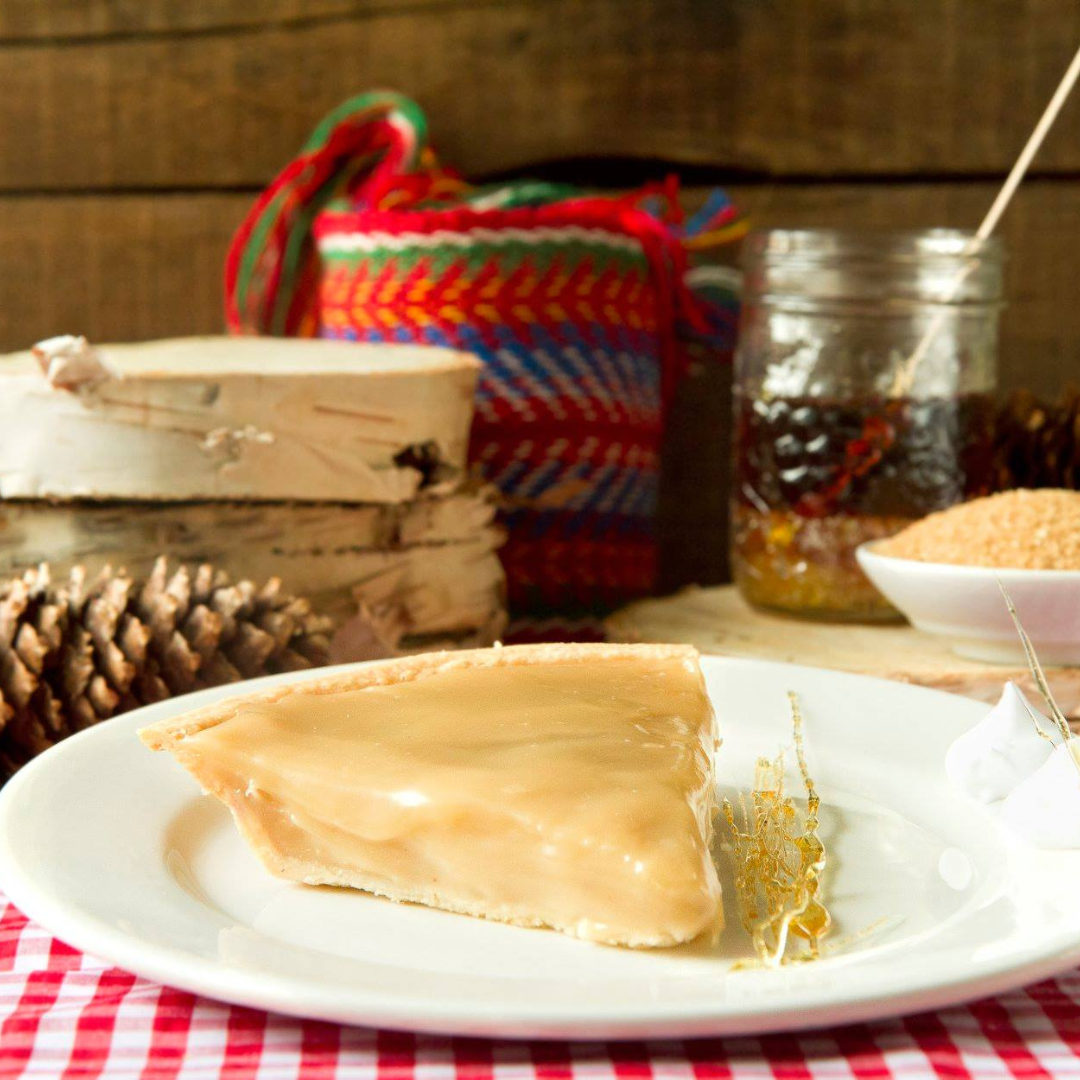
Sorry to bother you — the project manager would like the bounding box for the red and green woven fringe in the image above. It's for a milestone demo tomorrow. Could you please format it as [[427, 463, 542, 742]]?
[[225, 91, 745, 631]]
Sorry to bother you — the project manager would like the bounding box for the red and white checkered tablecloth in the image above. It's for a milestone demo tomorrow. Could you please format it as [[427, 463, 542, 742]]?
[[3, 895, 1080, 1080]]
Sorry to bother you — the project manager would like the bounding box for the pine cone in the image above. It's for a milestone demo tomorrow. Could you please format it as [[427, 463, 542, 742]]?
[[992, 386, 1080, 491], [0, 558, 333, 775]]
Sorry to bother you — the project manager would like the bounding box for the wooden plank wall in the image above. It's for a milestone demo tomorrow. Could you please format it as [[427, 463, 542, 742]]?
[[2, 0, 1079, 395], [3, 0, 1080, 585]]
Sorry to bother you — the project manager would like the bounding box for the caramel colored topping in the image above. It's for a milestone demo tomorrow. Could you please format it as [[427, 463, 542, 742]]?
[[150, 646, 721, 948], [723, 693, 830, 968]]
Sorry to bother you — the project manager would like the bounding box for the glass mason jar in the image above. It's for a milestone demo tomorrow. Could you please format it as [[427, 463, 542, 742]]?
[[731, 228, 1003, 621]]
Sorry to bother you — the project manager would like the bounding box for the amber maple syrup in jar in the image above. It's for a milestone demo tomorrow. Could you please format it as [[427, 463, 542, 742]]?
[[732, 229, 1002, 620]]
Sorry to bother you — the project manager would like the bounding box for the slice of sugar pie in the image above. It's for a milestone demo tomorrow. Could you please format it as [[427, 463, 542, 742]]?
[[139, 642, 722, 948]]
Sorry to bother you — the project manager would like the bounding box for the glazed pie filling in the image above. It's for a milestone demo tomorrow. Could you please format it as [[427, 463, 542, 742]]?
[[160, 652, 721, 946]]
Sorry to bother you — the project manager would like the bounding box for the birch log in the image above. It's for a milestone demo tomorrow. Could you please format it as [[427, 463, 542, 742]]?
[[0, 494, 505, 642], [0, 337, 479, 503]]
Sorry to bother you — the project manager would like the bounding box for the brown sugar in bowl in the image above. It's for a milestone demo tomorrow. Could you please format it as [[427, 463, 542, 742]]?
[[877, 490, 1080, 571], [857, 491, 1080, 666]]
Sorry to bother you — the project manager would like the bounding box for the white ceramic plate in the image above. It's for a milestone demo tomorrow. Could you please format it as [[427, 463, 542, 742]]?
[[857, 542, 1080, 664], [2, 657, 1080, 1041]]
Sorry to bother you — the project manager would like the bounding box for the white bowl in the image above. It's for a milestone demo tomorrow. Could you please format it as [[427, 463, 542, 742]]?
[[856, 542, 1080, 665]]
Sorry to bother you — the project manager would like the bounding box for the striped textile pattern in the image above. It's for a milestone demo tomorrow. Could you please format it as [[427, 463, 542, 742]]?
[[313, 209, 668, 616], [225, 93, 745, 631], [3, 893, 1080, 1078]]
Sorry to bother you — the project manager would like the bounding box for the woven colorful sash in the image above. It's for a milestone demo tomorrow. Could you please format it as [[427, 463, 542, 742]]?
[[225, 92, 743, 629]]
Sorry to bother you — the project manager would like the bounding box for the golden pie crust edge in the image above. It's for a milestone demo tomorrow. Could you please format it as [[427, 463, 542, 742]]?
[[138, 642, 704, 750]]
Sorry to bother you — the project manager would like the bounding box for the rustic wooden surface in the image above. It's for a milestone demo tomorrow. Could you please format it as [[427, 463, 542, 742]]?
[[7, 0, 1080, 590], [5, 0, 1080, 186], [606, 585, 1080, 718], [6, 1, 1080, 387]]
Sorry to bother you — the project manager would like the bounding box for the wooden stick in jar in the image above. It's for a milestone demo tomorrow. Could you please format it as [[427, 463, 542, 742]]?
[[890, 41, 1080, 397]]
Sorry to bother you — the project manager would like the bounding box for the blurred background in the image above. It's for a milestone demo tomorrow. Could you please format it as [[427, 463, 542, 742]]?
[[3, 0, 1079, 587]]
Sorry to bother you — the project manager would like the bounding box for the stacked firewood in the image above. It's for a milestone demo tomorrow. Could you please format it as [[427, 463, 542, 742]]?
[[0, 335, 506, 770]]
